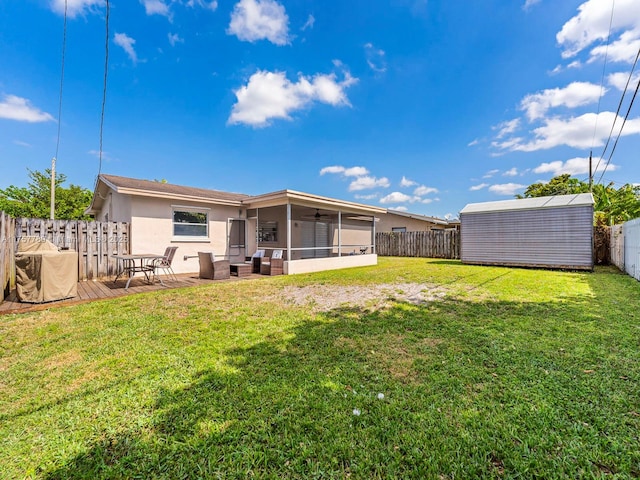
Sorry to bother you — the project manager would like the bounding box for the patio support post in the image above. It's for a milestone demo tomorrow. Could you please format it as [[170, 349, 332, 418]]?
[[338, 210, 342, 257], [256, 209, 259, 250], [286, 203, 292, 262], [372, 215, 376, 254]]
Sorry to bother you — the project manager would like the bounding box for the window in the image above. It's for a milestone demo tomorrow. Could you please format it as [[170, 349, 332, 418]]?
[[229, 219, 246, 247], [258, 221, 278, 242], [392, 227, 407, 233], [173, 208, 208, 238]]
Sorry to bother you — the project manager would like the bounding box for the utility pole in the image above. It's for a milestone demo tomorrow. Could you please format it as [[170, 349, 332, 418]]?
[[50, 157, 56, 220], [589, 152, 593, 193]]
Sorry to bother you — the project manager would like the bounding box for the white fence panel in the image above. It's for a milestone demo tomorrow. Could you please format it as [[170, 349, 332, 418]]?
[[623, 218, 640, 281]]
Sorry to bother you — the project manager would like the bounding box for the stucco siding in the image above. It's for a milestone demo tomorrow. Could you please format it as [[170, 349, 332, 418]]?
[[129, 196, 245, 274], [377, 213, 444, 232]]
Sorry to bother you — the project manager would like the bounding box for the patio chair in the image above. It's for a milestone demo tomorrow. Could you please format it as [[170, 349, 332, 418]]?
[[246, 249, 265, 273], [260, 249, 284, 276], [151, 246, 179, 282], [198, 251, 230, 280]]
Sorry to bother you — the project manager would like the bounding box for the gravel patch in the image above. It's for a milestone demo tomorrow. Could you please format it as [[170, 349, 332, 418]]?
[[278, 283, 448, 312]]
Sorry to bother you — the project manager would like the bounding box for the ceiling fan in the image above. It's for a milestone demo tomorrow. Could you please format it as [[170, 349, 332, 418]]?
[[301, 209, 332, 220]]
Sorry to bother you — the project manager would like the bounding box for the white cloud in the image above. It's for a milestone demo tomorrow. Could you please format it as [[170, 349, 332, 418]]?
[[503, 168, 518, 177], [168, 33, 184, 46], [227, 0, 290, 45], [319, 165, 369, 177], [14, 140, 32, 147], [590, 30, 640, 64], [469, 183, 489, 191], [414, 185, 438, 196], [608, 71, 640, 91], [50, 0, 103, 17], [468, 139, 480, 146], [523, 0, 541, 11], [364, 43, 387, 73], [380, 192, 418, 204], [557, 0, 640, 60], [400, 176, 417, 187], [228, 69, 357, 127], [494, 111, 640, 152], [354, 193, 378, 200], [140, 0, 172, 19], [489, 183, 526, 196], [88, 149, 111, 161], [349, 176, 390, 192], [320, 166, 344, 175], [533, 157, 617, 176], [186, 0, 218, 10], [520, 82, 603, 121], [493, 119, 520, 139], [344, 166, 368, 177], [483, 169, 500, 179], [301, 14, 315, 31], [0, 95, 54, 122], [114, 33, 138, 63], [390, 206, 409, 212]]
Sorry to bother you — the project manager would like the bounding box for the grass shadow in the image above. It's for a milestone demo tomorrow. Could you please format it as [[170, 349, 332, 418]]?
[[42, 284, 640, 479]]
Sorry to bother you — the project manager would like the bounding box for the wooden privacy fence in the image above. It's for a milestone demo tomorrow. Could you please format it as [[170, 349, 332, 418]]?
[[376, 230, 460, 259], [1, 211, 15, 300], [15, 218, 130, 281]]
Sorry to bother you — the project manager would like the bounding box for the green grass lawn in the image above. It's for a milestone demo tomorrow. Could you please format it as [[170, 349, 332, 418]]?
[[1, 257, 639, 479]]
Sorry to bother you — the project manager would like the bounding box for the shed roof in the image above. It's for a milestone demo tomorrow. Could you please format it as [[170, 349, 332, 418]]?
[[460, 193, 594, 215]]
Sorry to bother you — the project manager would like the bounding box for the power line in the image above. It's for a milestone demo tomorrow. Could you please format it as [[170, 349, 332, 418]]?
[[98, 0, 110, 176], [54, 0, 68, 161], [589, 0, 615, 156], [593, 46, 640, 177], [596, 64, 640, 185]]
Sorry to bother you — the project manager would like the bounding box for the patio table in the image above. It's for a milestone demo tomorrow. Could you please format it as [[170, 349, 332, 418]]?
[[230, 263, 252, 277], [112, 254, 166, 289]]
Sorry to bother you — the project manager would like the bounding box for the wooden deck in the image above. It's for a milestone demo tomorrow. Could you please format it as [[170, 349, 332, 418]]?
[[0, 272, 262, 316]]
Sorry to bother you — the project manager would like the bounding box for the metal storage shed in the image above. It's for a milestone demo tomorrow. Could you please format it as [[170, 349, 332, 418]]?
[[460, 193, 594, 270]]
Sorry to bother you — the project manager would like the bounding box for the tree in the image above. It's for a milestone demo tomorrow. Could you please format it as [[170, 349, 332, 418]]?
[[516, 174, 590, 198], [518, 174, 640, 225], [0, 169, 93, 220]]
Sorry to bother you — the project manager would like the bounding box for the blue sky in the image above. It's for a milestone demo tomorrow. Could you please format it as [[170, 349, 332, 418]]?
[[1, 0, 639, 219]]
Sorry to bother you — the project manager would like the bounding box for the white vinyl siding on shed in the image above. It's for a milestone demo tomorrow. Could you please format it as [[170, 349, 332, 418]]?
[[460, 193, 594, 270]]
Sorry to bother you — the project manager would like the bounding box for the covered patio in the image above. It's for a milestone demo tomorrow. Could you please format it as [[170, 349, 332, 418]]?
[[244, 190, 386, 274]]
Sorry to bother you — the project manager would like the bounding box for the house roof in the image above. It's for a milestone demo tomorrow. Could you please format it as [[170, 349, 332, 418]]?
[[385, 209, 449, 225], [86, 174, 250, 214], [246, 189, 387, 214], [460, 193, 595, 215], [86, 174, 387, 216]]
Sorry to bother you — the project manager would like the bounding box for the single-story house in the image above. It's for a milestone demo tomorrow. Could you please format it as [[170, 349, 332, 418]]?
[[459, 193, 595, 270], [377, 210, 450, 232], [87, 174, 400, 275]]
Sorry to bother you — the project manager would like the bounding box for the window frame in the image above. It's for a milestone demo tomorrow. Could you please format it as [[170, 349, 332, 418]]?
[[171, 205, 210, 241]]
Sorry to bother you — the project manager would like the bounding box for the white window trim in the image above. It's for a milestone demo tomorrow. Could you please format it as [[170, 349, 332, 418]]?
[[171, 205, 210, 242]]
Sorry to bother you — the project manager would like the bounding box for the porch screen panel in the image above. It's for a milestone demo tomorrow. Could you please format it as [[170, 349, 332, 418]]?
[[301, 221, 330, 258], [315, 222, 330, 258]]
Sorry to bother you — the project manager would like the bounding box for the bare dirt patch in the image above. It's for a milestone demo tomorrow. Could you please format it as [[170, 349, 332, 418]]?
[[278, 283, 448, 312]]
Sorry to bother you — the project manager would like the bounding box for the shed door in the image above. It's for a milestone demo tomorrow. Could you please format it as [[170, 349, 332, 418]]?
[[301, 221, 330, 258]]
